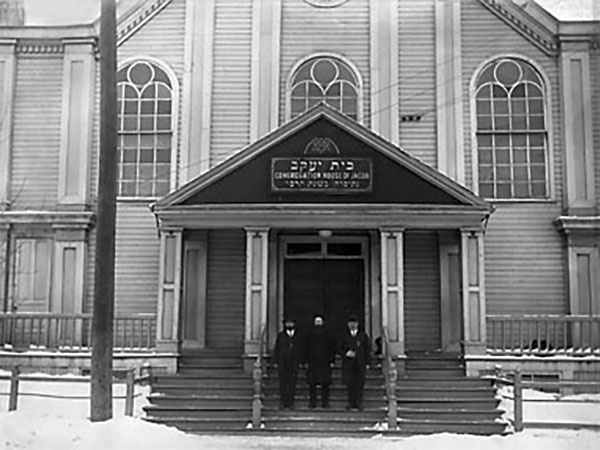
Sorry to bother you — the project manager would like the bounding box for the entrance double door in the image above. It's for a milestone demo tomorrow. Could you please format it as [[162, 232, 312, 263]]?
[[284, 259, 364, 340]]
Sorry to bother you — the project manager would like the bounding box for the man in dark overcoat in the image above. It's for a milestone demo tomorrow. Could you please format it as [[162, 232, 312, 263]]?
[[273, 317, 303, 409], [304, 315, 335, 408], [340, 314, 371, 410]]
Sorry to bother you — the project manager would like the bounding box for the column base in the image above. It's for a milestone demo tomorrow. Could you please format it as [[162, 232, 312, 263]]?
[[461, 341, 487, 356], [155, 339, 180, 354]]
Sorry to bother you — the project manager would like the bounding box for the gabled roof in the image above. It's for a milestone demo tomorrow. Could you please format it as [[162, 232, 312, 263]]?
[[478, 0, 559, 55], [154, 103, 491, 212], [90, 0, 172, 46]]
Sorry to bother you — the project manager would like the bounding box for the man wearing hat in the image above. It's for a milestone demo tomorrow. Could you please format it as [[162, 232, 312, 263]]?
[[273, 317, 303, 409], [340, 314, 371, 410]]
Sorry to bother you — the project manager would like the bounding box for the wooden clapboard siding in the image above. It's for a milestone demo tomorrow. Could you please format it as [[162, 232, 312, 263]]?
[[118, 0, 186, 74], [460, 0, 563, 195], [113, 204, 161, 315], [461, 1, 566, 318], [484, 204, 566, 315], [88, 63, 100, 205], [10, 57, 62, 208], [404, 230, 441, 352], [210, 0, 252, 166], [397, 0, 436, 166], [279, 0, 371, 127], [593, 49, 600, 209], [205, 229, 245, 350]]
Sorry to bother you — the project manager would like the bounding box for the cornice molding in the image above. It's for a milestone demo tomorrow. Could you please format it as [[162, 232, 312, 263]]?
[[0, 211, 95, 229], [555, 216, 600, 234], [16, 39, 63, 55], [478, 0, 558, 55], [117, 0, 173, 47]]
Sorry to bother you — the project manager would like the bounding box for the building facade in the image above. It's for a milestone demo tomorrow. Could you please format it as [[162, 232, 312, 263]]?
[[0, 0, 599, 379]]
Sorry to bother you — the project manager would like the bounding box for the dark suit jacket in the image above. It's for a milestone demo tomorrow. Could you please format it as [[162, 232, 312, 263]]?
[[273, 330, 303, 370], [339, 329, 371, 384]]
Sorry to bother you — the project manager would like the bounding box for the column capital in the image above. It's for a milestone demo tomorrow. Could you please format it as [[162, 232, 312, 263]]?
[[379, 227, 405, 235], [160, 227, 184, 235], [244, 227, 270, 236]]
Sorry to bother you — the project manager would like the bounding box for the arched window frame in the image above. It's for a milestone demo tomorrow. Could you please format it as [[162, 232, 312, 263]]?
[[285, 53, 363, 123], [116, 57, 179, 199], [469, 54, 555, 202]]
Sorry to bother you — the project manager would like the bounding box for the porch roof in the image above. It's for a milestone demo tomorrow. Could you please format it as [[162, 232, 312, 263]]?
[[153, 104, 493, 230]]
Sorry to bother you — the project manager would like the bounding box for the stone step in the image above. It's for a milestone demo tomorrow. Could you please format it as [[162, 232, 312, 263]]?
[[397, 398, 501, 410], [143, 417, 250, 432], [152, 386, 253, 396], [404, 368, 465, 378], [144, 406, 252, 419], [397, 419, 508, 435], [165, 368, 249, 378], [396, 407, 504, 422], [397, 377, 493, 389], [152, 375, 251, 386], [147, 394, 251, 408], [262, 417, 381, 432], [396, 387, 497, 400]]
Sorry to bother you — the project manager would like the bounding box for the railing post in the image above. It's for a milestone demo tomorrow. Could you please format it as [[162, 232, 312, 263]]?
[[514, 368, 523, 432], [8, 366, 20, 411], [387, 359, 397, 430], [125, 367, 135, 416], [252, 358, 262, 429]]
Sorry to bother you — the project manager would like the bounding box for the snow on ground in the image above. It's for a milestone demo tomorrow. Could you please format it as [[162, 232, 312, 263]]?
[[498, 386, 600, 425], [1, 372, 600, 450]]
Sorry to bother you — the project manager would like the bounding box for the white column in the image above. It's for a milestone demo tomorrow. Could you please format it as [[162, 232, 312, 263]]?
[[380, 228, 405, 357], [560, 37, 595, 213], [370, 0, 399, 143], [244, 227, 269, 356], [250, 0, 281, 140], [157, 228, 183, 352], [0, 39, 16, 209], [435, 0, 464, 184], [461, 229, 486, 355], [58, 38, 96, 205], [180, 0, 215, 181]]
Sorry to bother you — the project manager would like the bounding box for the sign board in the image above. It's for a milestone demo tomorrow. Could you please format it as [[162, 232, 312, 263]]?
[[271, 157, 372, 193]]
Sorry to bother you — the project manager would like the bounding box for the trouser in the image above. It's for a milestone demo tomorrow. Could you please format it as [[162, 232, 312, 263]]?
[[346, 368, 366, 408], [278, 365, 298, 408], [309, 383, 330, 407]]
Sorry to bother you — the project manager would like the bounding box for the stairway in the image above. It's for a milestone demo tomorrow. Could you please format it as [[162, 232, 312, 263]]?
[[395, 352, 508, 435], [143, 350, 508, 436], [260, 361, 387, 436], [143, 349, 254, 434]]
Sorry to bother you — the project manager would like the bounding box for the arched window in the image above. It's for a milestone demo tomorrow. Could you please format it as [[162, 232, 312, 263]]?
[[289, 56, 360, 120], [117, 60, 174, 197], [475, 58, 549, 199]]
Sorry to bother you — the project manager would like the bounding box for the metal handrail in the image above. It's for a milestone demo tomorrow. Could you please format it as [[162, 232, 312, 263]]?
[[252, 325, 267, 429], [381, 326, 398, 430]]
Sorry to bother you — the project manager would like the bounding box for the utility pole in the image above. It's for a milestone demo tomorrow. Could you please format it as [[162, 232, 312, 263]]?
[[91, 0, 117, 422]]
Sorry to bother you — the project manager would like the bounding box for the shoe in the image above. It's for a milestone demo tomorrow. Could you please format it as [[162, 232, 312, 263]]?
[[309, 403, 316, 409], [345, 403, 352, 411], [322, 403, 330, 408]]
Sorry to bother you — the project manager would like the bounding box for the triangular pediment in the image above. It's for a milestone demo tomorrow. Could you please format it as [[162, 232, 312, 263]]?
[[155, 104, 490, 213]]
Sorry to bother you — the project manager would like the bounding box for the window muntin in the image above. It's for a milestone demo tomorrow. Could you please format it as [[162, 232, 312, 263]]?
[[475, 58, 549, 200], [290, 57, 359, 120], [117, 61, 173, 198]]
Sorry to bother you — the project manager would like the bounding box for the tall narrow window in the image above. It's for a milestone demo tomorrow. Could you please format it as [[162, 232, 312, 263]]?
[[475, 58, 549, 199], [290, 56, 360, 120], [117, 61, 174, 197]]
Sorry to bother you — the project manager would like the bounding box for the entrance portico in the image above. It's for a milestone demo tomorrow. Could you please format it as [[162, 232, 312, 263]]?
[[152, 104, 493, 369]]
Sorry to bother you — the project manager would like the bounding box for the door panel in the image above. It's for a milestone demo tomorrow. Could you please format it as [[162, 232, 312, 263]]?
[[284, 259, 364, 339]]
